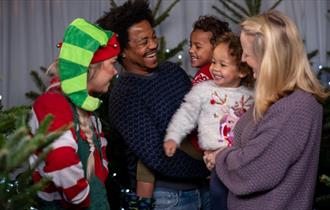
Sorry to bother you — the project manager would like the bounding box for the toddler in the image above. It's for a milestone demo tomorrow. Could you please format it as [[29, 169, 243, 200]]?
[[164, 32, 255, 209]]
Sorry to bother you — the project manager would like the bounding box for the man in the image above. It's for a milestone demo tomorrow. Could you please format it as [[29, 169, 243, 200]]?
[[97, 1, 209, 210]]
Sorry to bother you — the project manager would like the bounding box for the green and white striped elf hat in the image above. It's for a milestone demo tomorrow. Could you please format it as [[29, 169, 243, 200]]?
[[58, 18, 120, 111]]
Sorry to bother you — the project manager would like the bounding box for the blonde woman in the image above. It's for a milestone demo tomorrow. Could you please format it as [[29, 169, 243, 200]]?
[[204, 10, 328, 210], [29, 18, 120, 209]]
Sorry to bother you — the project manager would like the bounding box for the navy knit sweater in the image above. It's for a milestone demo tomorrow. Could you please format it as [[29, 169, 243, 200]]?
[[108, 62, 209, 186]]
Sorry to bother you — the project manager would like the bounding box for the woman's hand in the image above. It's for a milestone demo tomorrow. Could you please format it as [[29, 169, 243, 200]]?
[[203, 149, 223, 171]]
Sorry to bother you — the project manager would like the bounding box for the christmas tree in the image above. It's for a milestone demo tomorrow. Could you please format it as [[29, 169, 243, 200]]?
[[25, 66, 48, 101], [212, 0, 283, 24], [0, 101, 64, 210]]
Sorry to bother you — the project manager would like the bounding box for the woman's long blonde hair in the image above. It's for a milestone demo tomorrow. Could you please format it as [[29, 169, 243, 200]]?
[[241, 10, 328, 120], [46, 60, 102, 179]]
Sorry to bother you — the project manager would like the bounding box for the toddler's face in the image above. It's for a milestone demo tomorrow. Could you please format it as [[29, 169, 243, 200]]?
[[189, 30, 213, 68], [210, 43, 246, 88], [88, 57, 118, 93]]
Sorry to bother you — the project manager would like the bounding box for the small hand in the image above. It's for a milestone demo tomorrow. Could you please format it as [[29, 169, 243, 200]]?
[[203, 149, 223, 171], [163, 139, 177, 157]]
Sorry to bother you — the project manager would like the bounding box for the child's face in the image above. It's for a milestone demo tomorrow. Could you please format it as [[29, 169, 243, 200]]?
[[210, 43, 246, 88], [88, 57, 118, 93], [189, 29, 213, 68]]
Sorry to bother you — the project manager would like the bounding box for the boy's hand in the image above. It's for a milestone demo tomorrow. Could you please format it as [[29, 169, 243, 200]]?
[[163, 140, 177, 157]]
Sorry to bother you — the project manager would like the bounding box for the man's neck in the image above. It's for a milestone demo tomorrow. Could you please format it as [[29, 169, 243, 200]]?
[[123, 63, 154, 76]]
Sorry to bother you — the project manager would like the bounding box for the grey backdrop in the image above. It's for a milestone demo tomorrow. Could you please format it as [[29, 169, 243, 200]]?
[[1, 0, 329, 108]]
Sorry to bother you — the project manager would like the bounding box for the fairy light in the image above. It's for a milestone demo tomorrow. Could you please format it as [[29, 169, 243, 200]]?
[[165, 49, 170, 53], [178, 54, 182, 60]]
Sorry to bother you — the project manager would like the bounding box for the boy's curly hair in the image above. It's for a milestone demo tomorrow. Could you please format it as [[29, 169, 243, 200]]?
[[216, 32, 255, 88], [96, 0, 154, 63], [193, 15, 231, 46]]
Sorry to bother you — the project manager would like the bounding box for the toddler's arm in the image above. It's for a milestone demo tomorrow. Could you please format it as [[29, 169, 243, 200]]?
[[163, 139, 178, 157]]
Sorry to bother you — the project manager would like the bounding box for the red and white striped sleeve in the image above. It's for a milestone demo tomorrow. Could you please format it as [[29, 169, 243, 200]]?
[[30, 92, 90, 208]]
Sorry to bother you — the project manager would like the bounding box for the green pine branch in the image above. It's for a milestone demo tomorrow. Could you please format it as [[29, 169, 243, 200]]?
[[308, 49, 319, 60], [268, 0, 283, 11], [165, 39, 187, 60], [213, 0, 283, 24], [0, 109, 65, 210], [212, 5, 240, 24], [152, 0, 162, 18], [109, 0, 117, 8], [154, 0, 180, 27], [221, 0, 245, 21], [26, 66, 48, 101]]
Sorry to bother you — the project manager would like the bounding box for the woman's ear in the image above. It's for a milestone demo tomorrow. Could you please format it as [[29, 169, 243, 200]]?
[[239, 70, 248, 79]]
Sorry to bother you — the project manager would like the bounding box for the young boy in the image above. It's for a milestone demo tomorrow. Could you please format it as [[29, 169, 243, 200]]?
[[190, 15, 231, 85]]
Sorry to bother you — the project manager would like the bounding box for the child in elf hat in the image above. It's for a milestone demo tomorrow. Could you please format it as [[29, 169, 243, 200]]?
[[164, 32, 255, 210], [28, 18, 120, 210]]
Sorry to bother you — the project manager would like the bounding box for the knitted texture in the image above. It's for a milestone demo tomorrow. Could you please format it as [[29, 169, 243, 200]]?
[[30, 92, 109, 208], [108, 62, 209, 182], [165, 81, 254, 150], [215, 90, 323, 210]]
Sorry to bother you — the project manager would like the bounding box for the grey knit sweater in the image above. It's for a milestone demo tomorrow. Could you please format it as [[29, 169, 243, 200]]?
[[215, 90, 323, 210]]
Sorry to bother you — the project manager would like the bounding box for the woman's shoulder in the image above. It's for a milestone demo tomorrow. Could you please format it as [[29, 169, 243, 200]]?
[[33, 92, 74, 130], [34, 92, 69, 108], [269, 89, 322, 118]]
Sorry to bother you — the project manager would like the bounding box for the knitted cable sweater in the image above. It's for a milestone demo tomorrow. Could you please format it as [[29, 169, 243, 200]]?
[[108, 62, 209, 184], [165, 81, 254, 150], [215, 89, 323, 210]]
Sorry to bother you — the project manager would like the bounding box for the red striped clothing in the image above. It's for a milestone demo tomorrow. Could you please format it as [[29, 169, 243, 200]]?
[[29, 92, 109, 208], [191, 63, 212, 85]]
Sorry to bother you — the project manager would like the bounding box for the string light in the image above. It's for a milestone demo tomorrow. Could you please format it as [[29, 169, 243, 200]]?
[[178, 54, 182, 60], [165, 49, 170, 53], [318, 65, 323, 70]]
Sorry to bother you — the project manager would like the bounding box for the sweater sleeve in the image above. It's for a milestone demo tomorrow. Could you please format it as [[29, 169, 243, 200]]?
[[215, 95, 322, 196], [31, 93, 90, 207], [165, 84, 204, 145], [109, 93, 208, 179]]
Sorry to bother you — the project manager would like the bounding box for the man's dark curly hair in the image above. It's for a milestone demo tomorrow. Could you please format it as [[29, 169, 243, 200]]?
[[96, 0, 154, 63], [193, 15, 231, 46]]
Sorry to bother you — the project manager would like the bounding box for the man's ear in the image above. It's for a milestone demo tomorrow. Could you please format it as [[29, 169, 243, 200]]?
[[121, 50, 126, 58]]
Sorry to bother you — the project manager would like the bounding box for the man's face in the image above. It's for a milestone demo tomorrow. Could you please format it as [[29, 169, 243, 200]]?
[[123, 20, 158, 75]]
